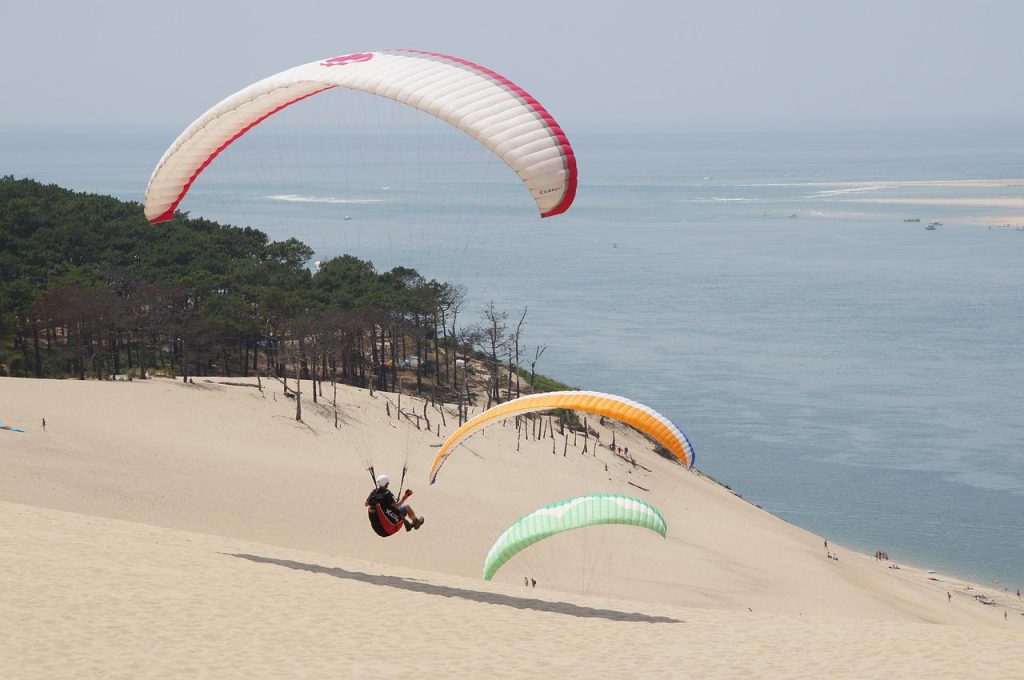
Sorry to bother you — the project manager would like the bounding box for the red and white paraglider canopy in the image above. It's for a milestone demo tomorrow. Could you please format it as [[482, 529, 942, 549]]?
[[144, 49, 577, 223]]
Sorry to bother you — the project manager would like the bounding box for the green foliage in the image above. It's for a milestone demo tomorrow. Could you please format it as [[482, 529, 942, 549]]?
[[0, 177, 540, 394], [515, 366, 572, 393]]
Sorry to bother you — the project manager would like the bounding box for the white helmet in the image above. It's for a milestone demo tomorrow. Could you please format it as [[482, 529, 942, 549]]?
[[375, 474, 390, 488]]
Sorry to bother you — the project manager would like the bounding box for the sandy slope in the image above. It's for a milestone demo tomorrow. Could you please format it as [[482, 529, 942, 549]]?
[[1, 376, 1021, 677]]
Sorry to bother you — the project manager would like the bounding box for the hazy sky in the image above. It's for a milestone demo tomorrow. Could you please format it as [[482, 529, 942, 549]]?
[[3, 0, 1024, 131]]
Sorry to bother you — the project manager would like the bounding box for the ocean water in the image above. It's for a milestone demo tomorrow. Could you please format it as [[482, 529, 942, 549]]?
[[3, 118, 1022, 588]]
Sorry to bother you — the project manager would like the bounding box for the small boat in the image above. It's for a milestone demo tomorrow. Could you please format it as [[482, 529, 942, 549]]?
[[925, 224, 936, 230]]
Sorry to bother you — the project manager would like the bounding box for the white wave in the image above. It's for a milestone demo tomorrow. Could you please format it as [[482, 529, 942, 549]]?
[[267, 194, 384, 204], [689, 196, 756, 203], [742, 181, 841, 187], [807, 185, 891, 198]]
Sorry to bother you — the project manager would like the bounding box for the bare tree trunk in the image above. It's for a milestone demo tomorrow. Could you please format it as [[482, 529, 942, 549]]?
[[138, 333, 147, 380], [457, 373, 465, 426], [294, 357, 302, 422], [512, 307, 526, 399], [310, 349, 318, 404], [379, 326, 388, 392], [126, 333, 134, 379], [432, 320, 441, 401], [530, 345, 546, 392], [180, 339, 189, 384], [478, 301, 508, 408], [415, 334, 423, 396], [506, 346, 514, 402], [389, 327, 398, 392]]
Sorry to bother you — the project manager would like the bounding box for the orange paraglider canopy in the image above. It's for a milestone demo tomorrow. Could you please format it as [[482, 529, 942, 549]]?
[[429, 391, 694, 483]]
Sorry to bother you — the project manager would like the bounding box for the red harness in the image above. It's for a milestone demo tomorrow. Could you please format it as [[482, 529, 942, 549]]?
[[367, 502, 404, 537]]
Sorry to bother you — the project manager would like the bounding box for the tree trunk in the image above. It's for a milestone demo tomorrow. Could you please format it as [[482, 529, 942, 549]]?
[[16, 332, 30, 378], [295, 371, 302, 421], [311, 352, 318, 404], [415, 335, 423, 395], [389, 328, 398, 392], [125, 333, 133, 379], [180, 338, 189, 383], [31, 323, 43, 378], [433, 319, 442, 398], [138, 333, 147, 380]]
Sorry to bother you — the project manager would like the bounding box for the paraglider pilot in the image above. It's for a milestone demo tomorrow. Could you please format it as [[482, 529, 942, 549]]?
[[366, 474, 424, 531]]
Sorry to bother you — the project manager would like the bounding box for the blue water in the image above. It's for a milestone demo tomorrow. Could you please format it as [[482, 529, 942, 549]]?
[[3, 117, 1022, 588]]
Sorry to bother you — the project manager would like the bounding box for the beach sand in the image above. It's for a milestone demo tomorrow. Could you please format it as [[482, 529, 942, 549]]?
[[846, 197, 1024, 209], [1, 376, 1021, 678]]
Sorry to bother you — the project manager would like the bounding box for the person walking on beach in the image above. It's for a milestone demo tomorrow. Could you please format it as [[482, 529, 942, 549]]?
[[366, 474, 424, 531], [41, 418, 46, 432]]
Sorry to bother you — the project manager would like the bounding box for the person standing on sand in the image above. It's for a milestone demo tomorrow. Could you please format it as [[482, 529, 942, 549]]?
[[41, 418, 46, 432], [366, 474, 423, 531]]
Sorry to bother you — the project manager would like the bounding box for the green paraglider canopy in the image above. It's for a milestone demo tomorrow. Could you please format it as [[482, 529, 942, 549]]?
[[482, 494, 667, 581]]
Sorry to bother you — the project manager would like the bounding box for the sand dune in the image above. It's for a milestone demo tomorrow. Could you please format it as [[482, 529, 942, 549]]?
[[1, 376, 1021, 677]]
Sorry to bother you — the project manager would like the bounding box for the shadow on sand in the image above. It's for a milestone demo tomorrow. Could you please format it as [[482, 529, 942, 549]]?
[[229, 553, 681, 624]]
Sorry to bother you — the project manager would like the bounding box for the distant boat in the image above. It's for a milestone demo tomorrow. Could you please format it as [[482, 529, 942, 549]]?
[[925, 224, 936, 230], [343, 215, 352, 221], [788, 213, 798, 219]]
